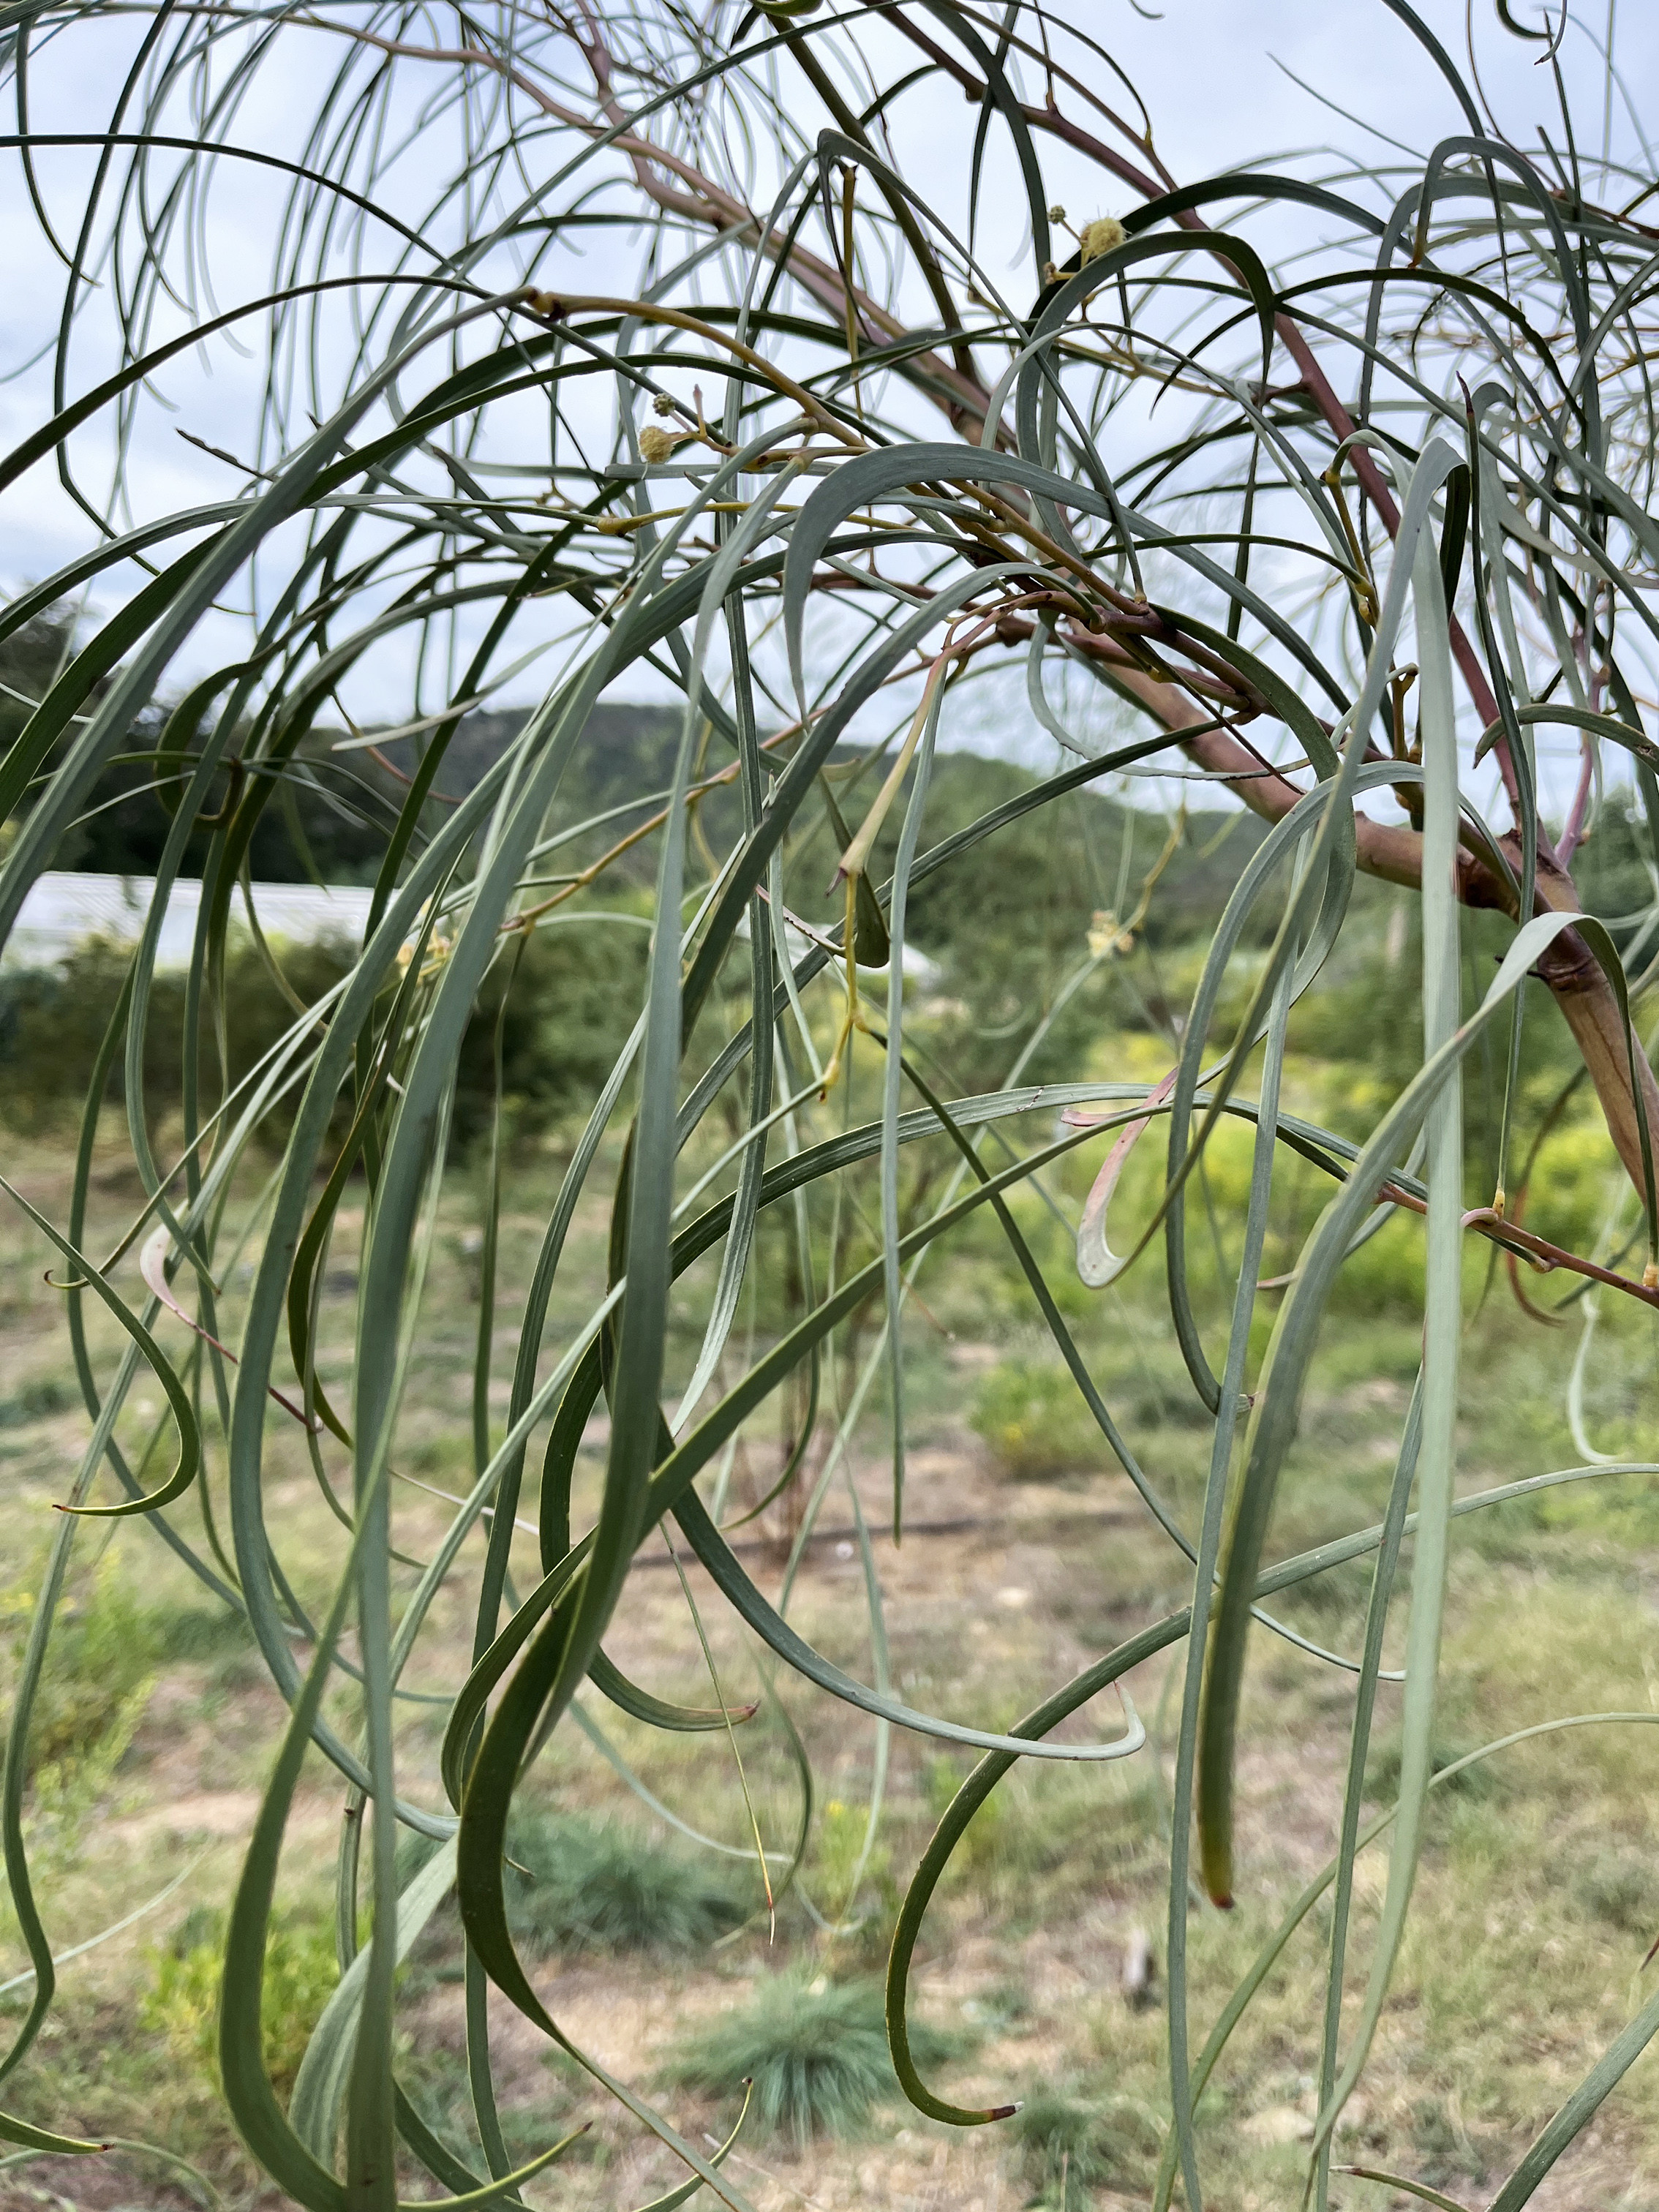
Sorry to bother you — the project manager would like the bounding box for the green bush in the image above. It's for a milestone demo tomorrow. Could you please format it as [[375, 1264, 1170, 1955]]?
[[0, 936, 355, 1140], [662, 1974, 960, 2146], [505, 1812, 746, 1956], [923, 1757, 1024, 1888], [813, 1794, 893, 1927], [1323, 1211, 1430, 1315], [968, 1359, 1104, 1478], [141, 1910, 338, 2093], [0, 914, 645, 1148], [1, 1545, 157, 1777], [448, 910, 647, 1148]]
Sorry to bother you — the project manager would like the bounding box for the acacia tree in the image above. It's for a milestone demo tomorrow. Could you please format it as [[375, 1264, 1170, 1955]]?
[[2, 0, 1659, 2205]]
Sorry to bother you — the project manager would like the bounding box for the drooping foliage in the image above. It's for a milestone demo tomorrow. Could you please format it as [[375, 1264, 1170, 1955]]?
[[3, 2, 1659, 2206]]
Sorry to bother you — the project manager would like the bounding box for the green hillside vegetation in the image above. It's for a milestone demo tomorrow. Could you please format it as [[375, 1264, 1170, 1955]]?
[[7, 598, 1649, 1179]]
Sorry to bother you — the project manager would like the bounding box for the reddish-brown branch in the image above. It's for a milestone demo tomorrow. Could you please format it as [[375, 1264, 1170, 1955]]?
[[323, 12, 1001, 433], [870, 16, 1655, 1206], [1268, 322, 1542, 842], [336, 6, 1658, 1210], [1053, 637, 1659, 1197], [879, 11, 1538, 820]]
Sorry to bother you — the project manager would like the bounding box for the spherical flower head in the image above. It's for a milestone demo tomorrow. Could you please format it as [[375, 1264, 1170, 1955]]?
[[638, 424, 682, 464], [1079, 216, 1126, 266], [1088, 908, 1135, 958]]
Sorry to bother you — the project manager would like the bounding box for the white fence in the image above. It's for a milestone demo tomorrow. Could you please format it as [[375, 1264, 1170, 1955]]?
[[2, 873, 375, 970]]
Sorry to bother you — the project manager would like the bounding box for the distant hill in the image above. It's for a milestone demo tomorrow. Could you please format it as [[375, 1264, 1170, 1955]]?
[[10, 595, 1652, 1002], [377, 705, 1273, 960], [10, 608, 1273, 1007]]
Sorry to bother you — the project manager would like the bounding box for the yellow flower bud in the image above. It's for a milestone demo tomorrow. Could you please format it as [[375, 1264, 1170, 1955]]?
[[1088, 908, 1135, 958]]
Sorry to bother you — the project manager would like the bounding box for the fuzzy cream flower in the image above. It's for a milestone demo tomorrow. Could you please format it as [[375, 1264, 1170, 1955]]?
[[1079, 215, 1126, 265], [638, 423, 685, 464]]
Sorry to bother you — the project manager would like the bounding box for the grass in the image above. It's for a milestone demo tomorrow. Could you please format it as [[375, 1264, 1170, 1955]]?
[[399, 2043, 596, 2179], [1404, 2094, 1489, 2190], [0, 1376, 74, 1429], [1573, 1848, 1657, 1936], [1, 1543, 157, 1778], [1364, 1727, 1503, 1807], [662, 1974, 963, 2146], [1013, 2088, 1163, 2208], [505, 1811, 748, 1956], [1, 1132, 1658, 2208]]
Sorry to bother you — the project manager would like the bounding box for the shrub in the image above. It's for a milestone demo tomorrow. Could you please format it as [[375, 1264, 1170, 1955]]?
[[662, 1975, 960, 2146], [448, 905, 648, 1149], [0, 936, 354, 1140], [0, 915, 644, 1148], [813, 1795, 892, 1927], [923, 1757, 1025, 1889], [141, 1910, 337, 2093], [968, 1360, 1104, 1478], [919, 1759, 1164, 1915], [1, 1544, 157, 1778], [1325, 1210, 1430, 1316], [505, 1812, 746, 1956]]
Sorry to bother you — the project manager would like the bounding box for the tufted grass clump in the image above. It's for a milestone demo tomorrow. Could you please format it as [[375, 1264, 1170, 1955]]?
[[0, 1376, 72, 1429], [1013, 2088, 1162, 2207], [399, 2042, 596, 2175], [1573, 1848, 1657, 1936], [663, 1975, 961, 2145], [1365, 1730, 1501, 1808], [505, 1812, 748, 1957]]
